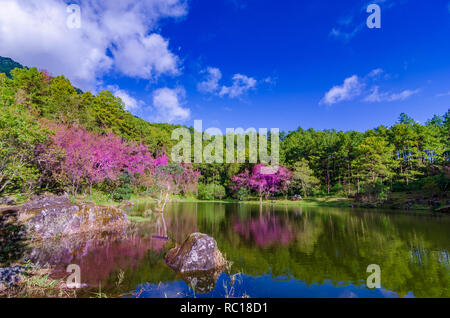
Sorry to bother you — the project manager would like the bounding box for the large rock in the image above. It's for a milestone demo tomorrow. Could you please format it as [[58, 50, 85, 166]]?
[[165, 233, 226, 273], [16, 195, 128, 240]]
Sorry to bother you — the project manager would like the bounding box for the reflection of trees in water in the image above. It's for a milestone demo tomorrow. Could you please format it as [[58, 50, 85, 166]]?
[[28, 229, 168, 288], [212, 205, 450, 298], [25, 202, 450, 298], [0, 209, 29, 265], [232, 210, 296, 248]]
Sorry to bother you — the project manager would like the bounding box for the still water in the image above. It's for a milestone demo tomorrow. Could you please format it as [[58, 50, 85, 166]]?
[[29, 202, 450, 298]]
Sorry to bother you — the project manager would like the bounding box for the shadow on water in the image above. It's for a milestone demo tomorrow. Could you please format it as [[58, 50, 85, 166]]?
[[0, 208, 29, 266]]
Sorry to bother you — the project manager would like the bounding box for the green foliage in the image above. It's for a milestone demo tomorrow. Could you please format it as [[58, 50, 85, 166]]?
[[0, 57, 448, 204], [281, 110, 449, 202], [112, 171, 135, 202], [2, 63, 180, 155], [361, 181, 390, 203], [0, 56, 24, 77], [198, 183, 226, 200], [0, 100, 49, 194], [291, 159, 320, 197], [236, 187, 250, 201]]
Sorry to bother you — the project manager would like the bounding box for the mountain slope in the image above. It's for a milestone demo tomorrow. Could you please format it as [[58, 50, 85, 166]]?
[[0, 56, 24, 77]]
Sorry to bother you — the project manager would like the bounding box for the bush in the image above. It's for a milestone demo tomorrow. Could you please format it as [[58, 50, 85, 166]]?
[[421, 178, 440, 192], [331, 183, 344, 195], [236, 187, 250, 201], [112, 172, 134, 202], [198, 183, 226, 200], [361, 181, 390, 203]]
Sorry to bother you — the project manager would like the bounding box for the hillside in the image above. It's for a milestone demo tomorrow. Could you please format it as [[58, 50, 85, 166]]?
[[0, 56, 24, 77], [0, 56, 181, 154]]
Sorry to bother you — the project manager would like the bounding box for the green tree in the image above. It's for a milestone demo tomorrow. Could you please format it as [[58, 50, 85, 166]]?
[[353, 136, 394, 184], [0, 104, 49, 193], [292, 159, 320, 197]]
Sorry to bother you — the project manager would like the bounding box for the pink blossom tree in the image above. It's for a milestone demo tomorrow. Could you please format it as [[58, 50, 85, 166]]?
[[231, 164, 292, 203], [52, 126, 154, 194]]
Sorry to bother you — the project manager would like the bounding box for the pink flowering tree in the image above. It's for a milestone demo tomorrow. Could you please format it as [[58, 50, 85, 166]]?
[[231, 164, 292, 203], [141, 154, 201, 212], [52, 126, 154, 194]]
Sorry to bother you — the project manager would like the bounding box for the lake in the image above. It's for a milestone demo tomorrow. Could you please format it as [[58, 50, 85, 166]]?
[[28, 202, 450, 298]]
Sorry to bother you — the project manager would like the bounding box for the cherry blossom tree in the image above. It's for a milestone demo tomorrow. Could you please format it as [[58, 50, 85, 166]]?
[[52, 126, 154, 194], [231, 164, 292, 203]]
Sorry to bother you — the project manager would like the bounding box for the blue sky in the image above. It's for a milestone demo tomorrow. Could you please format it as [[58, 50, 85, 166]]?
[[0, 0, 449, 132]]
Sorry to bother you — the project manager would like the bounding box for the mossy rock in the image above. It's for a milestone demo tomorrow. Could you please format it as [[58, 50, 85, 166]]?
[[165, 233, 226, 273]]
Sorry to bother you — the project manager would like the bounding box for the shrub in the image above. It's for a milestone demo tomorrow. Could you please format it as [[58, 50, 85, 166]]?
[[361, 181, 390, 203], [198, 183, 226, 200], [112, 171, 134, 202], [236, 187, 249, 201]]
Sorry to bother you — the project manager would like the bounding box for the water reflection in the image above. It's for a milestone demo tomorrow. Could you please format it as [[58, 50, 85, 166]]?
[[25, 202, 450, 298]]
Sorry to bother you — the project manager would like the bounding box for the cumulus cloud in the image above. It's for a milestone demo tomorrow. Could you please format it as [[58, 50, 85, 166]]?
[[322, 69, 419, 105], [151, 87, 190, 123], [197, 67, 222, 93], [320, 75, 364, 105], [106, 85, 142, 112], [219, 73, 257, 98], [0, 0, 187, 91], [197, 66, 264, 98]]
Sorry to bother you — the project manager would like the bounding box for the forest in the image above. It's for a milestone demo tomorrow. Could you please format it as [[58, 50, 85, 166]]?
[[0, 59, 449, 210]]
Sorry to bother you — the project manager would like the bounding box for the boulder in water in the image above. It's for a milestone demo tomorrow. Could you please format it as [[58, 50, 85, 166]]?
[[165, 233, 226, 273]]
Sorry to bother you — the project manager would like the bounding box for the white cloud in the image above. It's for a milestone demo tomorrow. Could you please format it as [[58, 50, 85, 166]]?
[[437, 91, 450, 97], [364, 86, 419, 102], [0, 0, 187, 91], [387, 89, 420, 101], [151, 87, 190, 123], [322, 69, 420, 105], [320, 75, 364, 105], [106, 85, 142, 111], [363, 86, 385, 102], [219, 73, 257, 98], [197, 67, 222, 93], [112, 34, 180, 80], [330, 24, 364, 42], [330, 1, 398, 43], [198, 67, 261, 98], [368, 68, 384, 78]]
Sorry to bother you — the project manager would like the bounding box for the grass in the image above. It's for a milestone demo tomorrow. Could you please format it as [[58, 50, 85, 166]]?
[[1, 262, 77, 298], [72, 190, 157, 207], [172, 193, 447, 212], [7, 188, 441, 215]]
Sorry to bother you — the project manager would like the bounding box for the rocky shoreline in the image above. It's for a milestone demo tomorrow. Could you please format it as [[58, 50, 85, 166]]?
[[0, 194, 130, 296], [1, 194, 129, 241]]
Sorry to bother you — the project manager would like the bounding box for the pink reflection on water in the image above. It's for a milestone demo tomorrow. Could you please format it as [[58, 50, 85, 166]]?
[[233, 214, 296, 247]]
